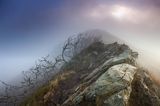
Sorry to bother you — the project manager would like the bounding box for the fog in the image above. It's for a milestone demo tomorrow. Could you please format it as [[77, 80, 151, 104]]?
[[0, 0, 160, 84]]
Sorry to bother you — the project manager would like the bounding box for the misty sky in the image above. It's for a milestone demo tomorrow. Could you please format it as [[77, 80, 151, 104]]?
[[0, 0, 160, 82]]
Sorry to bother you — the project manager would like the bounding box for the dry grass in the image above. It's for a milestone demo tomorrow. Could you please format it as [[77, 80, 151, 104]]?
[[21, 71, 75, 106]]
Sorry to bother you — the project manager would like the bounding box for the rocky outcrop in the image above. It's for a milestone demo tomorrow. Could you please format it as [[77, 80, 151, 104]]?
[[62, 49, 138, 106], [61, 43, 160, 106], [21, 41, 160, 106], [68, 64, 136, 106], [128, 69, 160, 106]]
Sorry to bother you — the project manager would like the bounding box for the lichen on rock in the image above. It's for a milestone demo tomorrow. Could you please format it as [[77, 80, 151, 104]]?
[[64, 64, 137, 106]]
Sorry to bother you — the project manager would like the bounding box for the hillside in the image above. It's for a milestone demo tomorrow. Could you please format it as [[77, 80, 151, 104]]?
[[21, 41, 160, 106]]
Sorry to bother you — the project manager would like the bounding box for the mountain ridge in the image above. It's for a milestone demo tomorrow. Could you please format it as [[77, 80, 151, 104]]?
[[21, 40, 160, 106], [1, 30, 159, 106]]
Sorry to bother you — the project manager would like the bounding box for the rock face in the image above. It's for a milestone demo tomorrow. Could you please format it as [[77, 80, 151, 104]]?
[[62, 49, 138, 106], [128, 69, 160, 106], [71, 64, 136, 106], [61, 43, 160, 106], [22, 42, 160, 106]]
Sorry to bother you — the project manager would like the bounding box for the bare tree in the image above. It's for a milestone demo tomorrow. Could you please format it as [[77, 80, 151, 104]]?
[[61, 33, 101, 63], [0, 32, 102, 105]]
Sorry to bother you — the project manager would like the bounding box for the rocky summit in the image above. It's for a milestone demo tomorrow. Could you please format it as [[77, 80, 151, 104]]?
[[22, 42, 160, 106]]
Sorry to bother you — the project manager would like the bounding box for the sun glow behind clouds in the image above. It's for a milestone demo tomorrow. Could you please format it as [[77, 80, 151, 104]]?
[[110, 5, 142, 23], [111, 5, 130, 20], [88, 4, 149, 24]]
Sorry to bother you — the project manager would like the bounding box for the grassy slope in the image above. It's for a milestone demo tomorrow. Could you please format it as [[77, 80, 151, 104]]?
[[21, 71, 75, 106]]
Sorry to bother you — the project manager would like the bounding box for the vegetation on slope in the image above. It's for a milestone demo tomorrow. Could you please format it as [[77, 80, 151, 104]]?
[[21, 71, 75, 106], [21, 41, 132, 106]]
